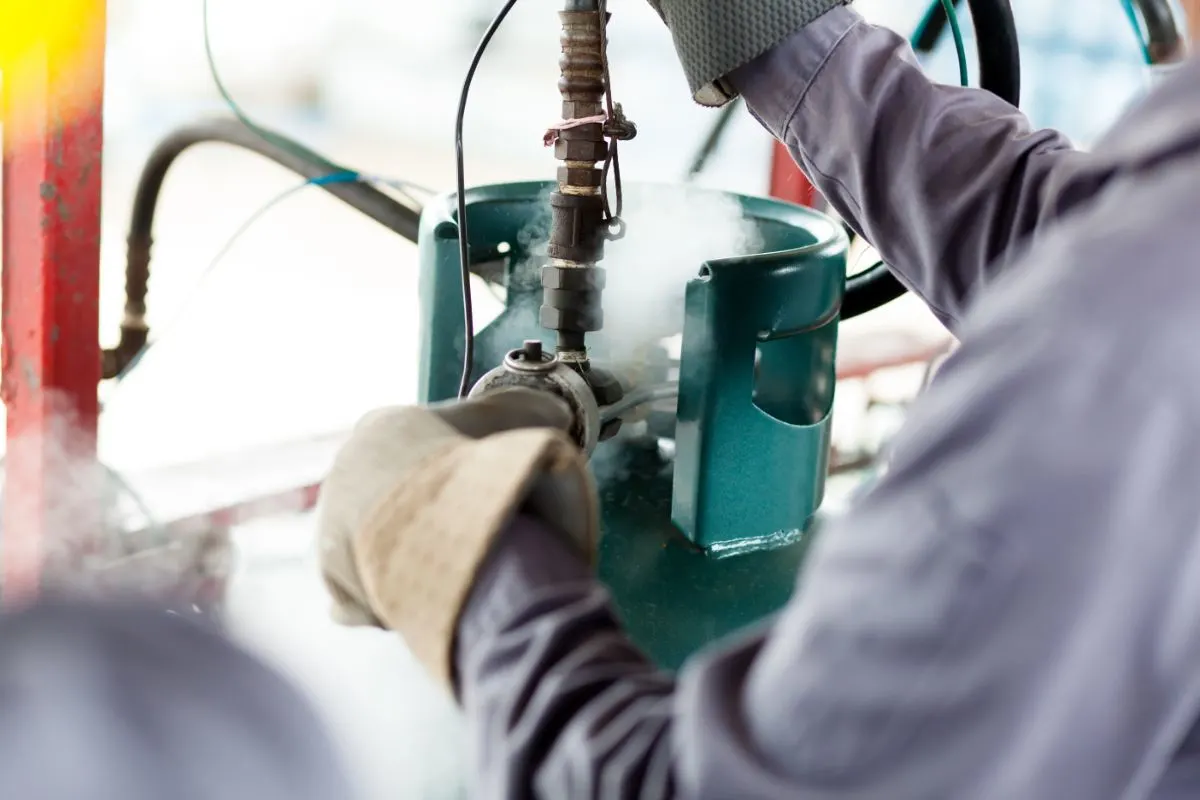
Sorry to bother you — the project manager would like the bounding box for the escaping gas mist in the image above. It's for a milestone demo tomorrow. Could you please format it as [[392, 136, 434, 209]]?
[[599, 184, 763, 361], [504, 184, 763, 361], [0, 389, 232, 615], [588, 185, 764, 486], [487, 185, 765, 485]]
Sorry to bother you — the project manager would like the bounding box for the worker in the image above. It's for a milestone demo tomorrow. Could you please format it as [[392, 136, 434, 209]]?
[[318, 2, 1200, 797]]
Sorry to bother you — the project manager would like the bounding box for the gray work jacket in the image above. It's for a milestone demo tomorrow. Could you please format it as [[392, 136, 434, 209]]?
[[456, 7, 1200, 798]]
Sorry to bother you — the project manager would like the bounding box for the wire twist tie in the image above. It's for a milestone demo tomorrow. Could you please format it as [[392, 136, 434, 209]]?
[[543, 114, 608, 147]]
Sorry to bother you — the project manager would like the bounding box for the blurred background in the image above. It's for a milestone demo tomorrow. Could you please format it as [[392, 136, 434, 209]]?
[[93, 0, 1154, 467], [8, 0, 1161, 795]]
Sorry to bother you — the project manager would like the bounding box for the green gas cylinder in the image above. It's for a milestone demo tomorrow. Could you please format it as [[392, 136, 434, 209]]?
[[417, 181, 847, 669]]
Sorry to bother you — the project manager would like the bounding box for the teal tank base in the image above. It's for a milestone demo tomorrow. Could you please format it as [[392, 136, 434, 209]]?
[[416, 180, 847, 669], [595, 440, 817, 671]]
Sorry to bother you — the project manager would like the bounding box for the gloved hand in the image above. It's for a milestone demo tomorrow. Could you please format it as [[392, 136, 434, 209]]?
[[316, 389, 598, 690], [646, 0, 849, 105]]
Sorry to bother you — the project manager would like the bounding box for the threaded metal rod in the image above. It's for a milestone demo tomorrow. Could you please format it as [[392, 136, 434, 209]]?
[[541, 4, 609, 361]]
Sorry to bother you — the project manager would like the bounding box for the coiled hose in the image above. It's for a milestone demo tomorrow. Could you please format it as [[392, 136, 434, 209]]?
[[843, 0, 1021, 319], [1125, 0, 1188, 64], [102, 118, 423, 380]]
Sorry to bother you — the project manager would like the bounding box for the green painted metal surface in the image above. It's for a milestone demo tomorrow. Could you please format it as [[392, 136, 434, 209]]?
[[673, 211, 844, 551], [417, 181, 847, 669], [595, 439, 822, 669]]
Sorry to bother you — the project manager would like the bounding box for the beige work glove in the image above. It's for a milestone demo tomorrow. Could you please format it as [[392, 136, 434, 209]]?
[[317, 389, 598, 690]]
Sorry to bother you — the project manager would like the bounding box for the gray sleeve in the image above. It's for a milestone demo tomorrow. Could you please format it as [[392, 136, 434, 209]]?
[[457, 177, 1200, 797], [456, 516, 678, 799], [728, 7, 1103, 329]]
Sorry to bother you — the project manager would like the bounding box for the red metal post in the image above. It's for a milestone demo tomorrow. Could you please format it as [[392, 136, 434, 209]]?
[[768, 139, 820, 208], [1, 7, 107, 602]]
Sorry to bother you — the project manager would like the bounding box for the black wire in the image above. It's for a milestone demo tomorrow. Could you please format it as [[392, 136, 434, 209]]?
[[455, 0, 522, 398], [596, 0, 625, 225], [684, 97, 741, 181]]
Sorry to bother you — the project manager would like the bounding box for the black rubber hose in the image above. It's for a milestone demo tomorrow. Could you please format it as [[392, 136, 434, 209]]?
[[1130, 0, 1188, 64], [967, 0, 1022, 107], [103, 117, 423, 379], [842, 0, 1020, 320]]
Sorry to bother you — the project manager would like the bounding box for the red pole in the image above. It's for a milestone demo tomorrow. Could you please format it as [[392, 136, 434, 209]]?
[[1, 5, 106, 603], [768, 139, 820, 208]]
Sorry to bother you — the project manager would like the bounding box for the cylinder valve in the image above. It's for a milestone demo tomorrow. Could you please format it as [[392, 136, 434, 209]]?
[[469, 339, 602, 454]]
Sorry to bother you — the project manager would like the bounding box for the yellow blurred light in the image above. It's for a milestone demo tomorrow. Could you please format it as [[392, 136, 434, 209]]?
[[0, 0, 106, 144], [0, 0, 95, 61]]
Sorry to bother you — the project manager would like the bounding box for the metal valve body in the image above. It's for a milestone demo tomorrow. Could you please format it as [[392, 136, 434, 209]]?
[[468, 340, 602, 454]]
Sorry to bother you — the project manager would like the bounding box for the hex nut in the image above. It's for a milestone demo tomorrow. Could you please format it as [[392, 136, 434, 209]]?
[[541, 265, 606, 291], [539, 305, 603, 332], [554, 138, 608, 162], [557, 166, 603, 188], [586, 368, 624, 406]]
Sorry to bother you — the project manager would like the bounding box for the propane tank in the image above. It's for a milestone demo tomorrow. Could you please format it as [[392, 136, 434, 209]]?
[[417, 180, 847, 669]]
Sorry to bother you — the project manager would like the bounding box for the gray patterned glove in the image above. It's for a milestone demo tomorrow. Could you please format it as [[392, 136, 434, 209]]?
[[646, 0, 849, 106]]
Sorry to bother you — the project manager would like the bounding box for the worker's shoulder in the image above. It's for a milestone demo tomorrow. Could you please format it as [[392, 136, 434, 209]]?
[[967, 162, 1200, 388], [1088, 56, 1200, 167], [1059, 161, 1200, 296]]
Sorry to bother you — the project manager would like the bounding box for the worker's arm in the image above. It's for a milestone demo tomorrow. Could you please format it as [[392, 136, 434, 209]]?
[[728, 6, 1099, 329], [455, 194, 1200, 797]]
